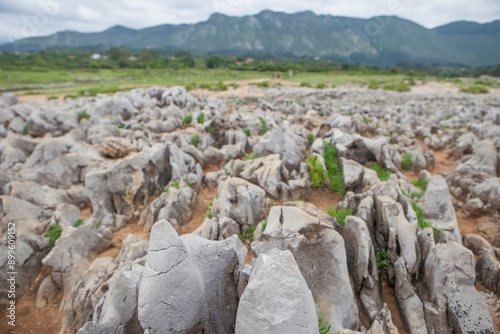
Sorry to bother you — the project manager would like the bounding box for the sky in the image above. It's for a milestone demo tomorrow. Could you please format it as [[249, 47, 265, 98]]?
[[0, 0, 499, 45]]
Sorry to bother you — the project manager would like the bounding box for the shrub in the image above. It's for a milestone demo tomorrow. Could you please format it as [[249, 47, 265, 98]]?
[[316, 83, 327, 89], [239, 224, 257, 240], [365, 163, 391, 182], [46, 224, 62, 249], [77, 112, 89, 121], [260, 119, 268, 136], [368, 82, 379, 89], [324, 142, 346, 195], [411, 179, 428, 192], [192, 134, 200, 147], [214, 81, 228, 91], [64, 94, 79, 99], [74, 220, 83, 227], [183, 114, 192, 126], [401, 153, 412, 171], [309, 155, 327, 188], [300, 82, 311, 87], [243, 129, 251, 137], [255, 81, 269, 88], [307, 133, 315, 146], [461, 86, 488, 94], [205, 126, 214, 134], [326, 206, 352, 226], [199, 83, 212, 89], [375, 236, 390, 282], [383, 84, 410, 92], [47, 96, 58, 100], [197, 112, 205, 124]]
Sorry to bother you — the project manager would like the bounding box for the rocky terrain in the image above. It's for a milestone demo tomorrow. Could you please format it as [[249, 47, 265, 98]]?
[[0, 84, 499, 334]]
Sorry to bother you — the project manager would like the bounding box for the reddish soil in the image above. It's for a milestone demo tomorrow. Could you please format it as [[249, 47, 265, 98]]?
[[98, 222, 150, 260], [181, 186, 218, 234], [307, 187, 343, 211], [381, 284, 408, 334]]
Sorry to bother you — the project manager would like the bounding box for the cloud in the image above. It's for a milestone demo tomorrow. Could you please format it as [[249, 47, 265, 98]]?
[[0, 0, 499, 44]]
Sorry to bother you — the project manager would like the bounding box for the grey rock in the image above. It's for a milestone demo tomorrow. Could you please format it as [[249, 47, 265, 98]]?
[[454, 140, 498, 177], [36, 275, 60, 308], [235, 249, 319, 334], [463, 234, 500, 295], [192, 218, 219, 240]]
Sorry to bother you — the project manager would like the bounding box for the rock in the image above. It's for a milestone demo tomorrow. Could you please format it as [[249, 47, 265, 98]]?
[[192, 217, 219, 240], [420, 175, 462, 243], [253, 206, 359, 332], [421, 241, 494, 334], [138, 219, 246, 334], [253, 121, 308, 162], [463, 234, 500, 295], [394, 258, 427, 334], [211, 177, 266, 228], [341, 158, 365, 192], [464, 197, 485, 215], [36, 276, 60, 308], [343, 216, 383, 320], [454, 140, 498, 177], [0, 93, 18, 107], [235, 249, 319, 334], [10, 182, 82, 210]]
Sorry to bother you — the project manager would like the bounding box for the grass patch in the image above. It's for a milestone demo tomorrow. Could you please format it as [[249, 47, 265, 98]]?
[[197, 112, 205, 124], [365, 163, 391, 181], [171, 180, 180, 189], [238, 224, 257, 240], [401, 153, 412, 171], [412, 202, 440, 237], [77, 111, 89, 122], [243, 129, 251, 137], [185, 82, 197, 91], [205, 200, 214, 218], [260, 119, 268, 136], [192, 134, 199, 147], [300, 82, 312, 87], [45, 224, 62, 250], [318, 310, 331, 334], [74, 220, 83, 227], [47, 96, 58, 100], [445, 113, 457, 120], [326, 206, 352, 226], [383, 83, 410, 92], [368, 82, 379, 89], [183, 114, 192, 126], [309, 155, 327, 188], [461, 86, 489, 94], [323, 142, 346, 195], [316, 83, 327, 89], [411, 179, 427, 192], [242, 152, 260, 161]]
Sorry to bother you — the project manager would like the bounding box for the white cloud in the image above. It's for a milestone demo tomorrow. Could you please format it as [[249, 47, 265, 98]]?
[[0, 0, 498, 43]]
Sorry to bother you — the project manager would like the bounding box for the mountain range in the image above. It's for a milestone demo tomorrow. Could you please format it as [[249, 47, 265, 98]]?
[[1, 10, 499, 66]]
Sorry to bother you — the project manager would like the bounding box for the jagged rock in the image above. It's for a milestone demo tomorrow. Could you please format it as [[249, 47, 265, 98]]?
[[235, 249, 319, 334], [421, 241, 494, 334], [343, 216, 383, 320], [252, 206, 359, 332], [463, 234, 500, 295], [420, 175, 462, 243], [454, 140, 498, 177], [211, 177, 267, 228], [253, 121, 308, 162], [0, 133, 38, 170], [341, 158, 365, 192], [191, 217, 219, 240], [36, 275, 60, 308], [138, 219, 246, 333]]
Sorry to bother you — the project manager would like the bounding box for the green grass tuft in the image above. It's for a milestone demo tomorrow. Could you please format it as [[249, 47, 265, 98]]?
[[262, 219, 267, 232], [77, 112, 89, 121], [323, 142, 346, 195], [383, 83, 410, 92], [197, 112, 205, 124], [192, 133, 200, 147], [300, 82, 312, 87], [368, 82, 379, 89], [318, 310, 331, 334], [412, 202, 440, 237], [239, 224, 258, 240], [205, 126, 214, 134], [243, 128, 251, 137], [74, 220, 83, 227], [171, 180, 180, 189], [316, 83, 327, 89], [365, 163, 391, 181], [461, 86, 488, 94], [307, 133, 315, 146], [362, 115, 370, 123], [158, 185, 168, 193], [326, 206, 352, 226], [411, 179, 428, 192], [242, 152, 259, 161], [23, 125, 30, 136], [309, 155, 327, 188], [401, 153, 412, 171], [183, 114, 192, 126], [260, 119, 268, 136], [375, 236, 390, 282], [205, 200, 214, 218], [445, 113, 457, 120], [46, 224, 62, 250]]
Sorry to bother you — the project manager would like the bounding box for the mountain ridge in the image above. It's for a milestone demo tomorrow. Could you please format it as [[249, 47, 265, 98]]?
[[1, 10, 499, 66]]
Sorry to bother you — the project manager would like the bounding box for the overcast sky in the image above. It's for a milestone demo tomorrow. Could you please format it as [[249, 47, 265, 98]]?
[[1, 0, 499, 44]]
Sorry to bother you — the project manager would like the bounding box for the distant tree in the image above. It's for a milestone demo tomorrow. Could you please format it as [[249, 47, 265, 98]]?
[[108, 47, 130, 61], [138, 48, 159, 62], [390, 66, 401, 74]]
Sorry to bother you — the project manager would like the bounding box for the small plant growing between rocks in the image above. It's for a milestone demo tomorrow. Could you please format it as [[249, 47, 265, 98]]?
[[242, 152, 260, 161], [205, 200, 214, 218], [300, 82, 311, 87], [318, 309, 331, 334], [460, 86, 488, 94], [326, 206, 352, 226], [96, 223, 101, 229], [316, 83, 327, 89], [140, 123, 145, 128], [74, 220, 83, 227], [324, 142, 346, 196], [171, 180, 180, 189], [375, 236, 390, 282], [445, 113, 457, 120], [362, 115, 371, 123], [192, 134, 200, 147], [308, 155, 327, 188], [243, 129, 251, 137], [365, 162, 390, 182], [23, 126, 30, 136], [205, 126, 214, 134], [411, 179, 427, 192], [307, 133, 315, 146], [77, 112, 89, 121], [261, 219, 267, 232], [197, 112, 205, 124], [401, 153, 412, 171], [158, 185, 168, 193], [260, 119, 268, 136], [412, 202, 440, 237], [46, 223, 62, 250], [239, 224, 257, 241], [183, 114, 192, 126]]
